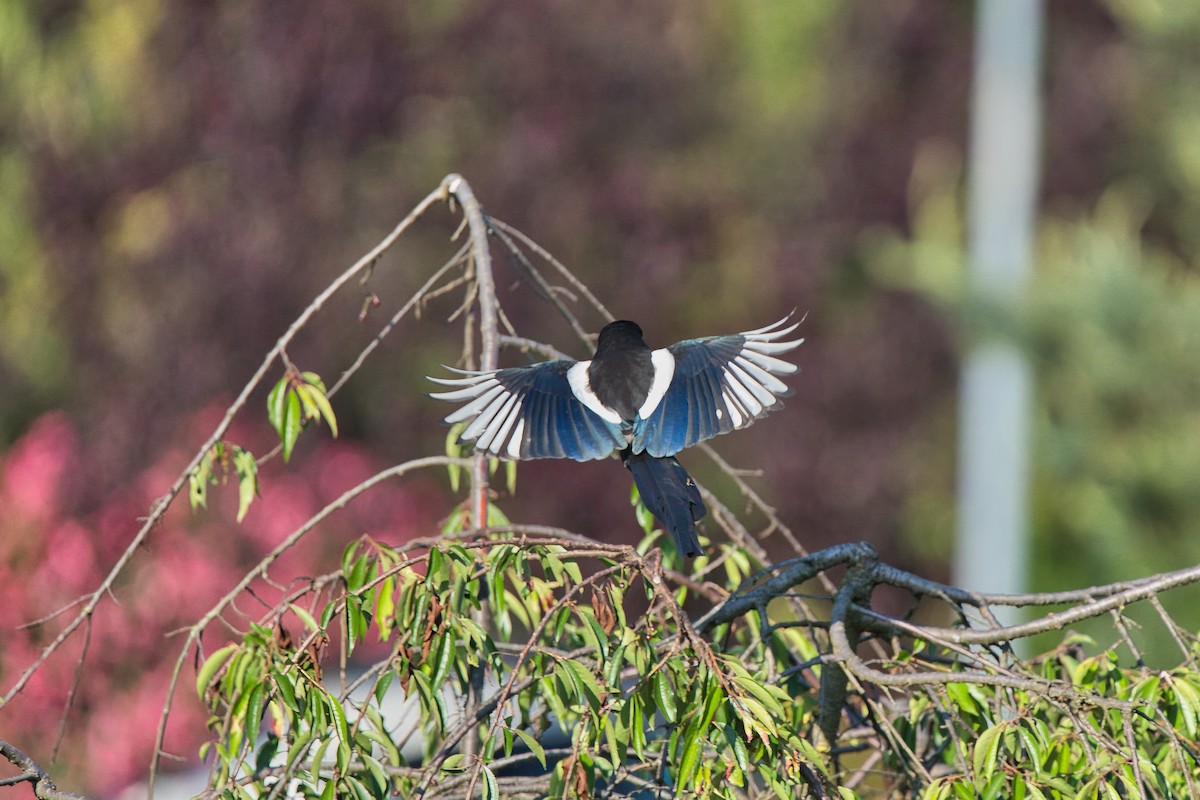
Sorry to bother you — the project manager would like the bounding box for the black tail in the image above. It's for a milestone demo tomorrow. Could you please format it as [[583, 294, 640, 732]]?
[[622, 449, 707, 558]]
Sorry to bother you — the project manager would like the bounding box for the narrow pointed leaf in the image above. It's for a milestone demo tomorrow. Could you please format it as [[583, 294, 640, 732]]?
[[282, 389, 302, 462]]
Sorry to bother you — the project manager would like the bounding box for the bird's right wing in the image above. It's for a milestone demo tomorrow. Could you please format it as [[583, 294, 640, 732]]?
[[632, 314, 803, 458], [428, 361, 626, 462]]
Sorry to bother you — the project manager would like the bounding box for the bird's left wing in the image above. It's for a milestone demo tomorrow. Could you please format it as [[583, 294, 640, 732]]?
[[428, 361, 627, 462], [632, 315, 803, 458]]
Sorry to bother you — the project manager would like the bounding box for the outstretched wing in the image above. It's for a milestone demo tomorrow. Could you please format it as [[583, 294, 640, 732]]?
[[428, 361, 626, 462], [632, 315, 803, 458]]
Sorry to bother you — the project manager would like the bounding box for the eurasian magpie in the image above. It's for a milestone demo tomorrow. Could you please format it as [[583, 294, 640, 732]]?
[[427, 315, 803, 557]]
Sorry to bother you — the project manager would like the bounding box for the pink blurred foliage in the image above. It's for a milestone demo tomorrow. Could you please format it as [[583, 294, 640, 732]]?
[[0, 404, 441, 795], [1, 412, 81, 524]]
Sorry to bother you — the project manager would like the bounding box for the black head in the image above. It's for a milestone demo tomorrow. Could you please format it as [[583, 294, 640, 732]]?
[[595, 320, 647, 355]]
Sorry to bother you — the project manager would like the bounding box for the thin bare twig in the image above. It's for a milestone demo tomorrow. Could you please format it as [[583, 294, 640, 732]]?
[[487, 218, 614, 335]]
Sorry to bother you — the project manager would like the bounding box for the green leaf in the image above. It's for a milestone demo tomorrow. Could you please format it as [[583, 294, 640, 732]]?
[[629, 483, 656, 534], [562, 660, 604, 712], [486, 501, 510, 527], [946, 681, 983, 718], [196, 643, 239, 699], [441, 507, 468, 535], [441, 754, 469, 773], [362, 728, 402, 771], [1022, 780, 1048, 800], [275, 670, 299, 712], [244, 682, 266, 757], [505, 459, 517, 494], [188, 471, 206, 511], [481, 765, 498, 800], [409, 669, 446, 733], [189, 450, 212, 511], [622, 693, 647, 759], [575, 609, 606, 661], [511, 727, 546, 768], [444, 424, 464, 491], [733, 695, 779, 739], [973, 722, 1006, 787], [282, 388, 302, 462], [374, 576, 396, 638], [431, 628, 457, 688], [539, 674, 572, 730], [678, 722, 703, 788], [1170, 675, 1200, 737], [346, 775, 374, 800], [346, 553, 371, 593], [308, 385, 338, 437], [300, 371, 326, 391], [372, 670, 396, 707], [328, 696, 351, 764], [289, 603, 320, 633], [728, 666, 786, 717], [1014, 725, 1043, 778], [310, 736, 331, 779], [427, 546, 446, 583], [652, 671, 677, 724], [233, 447, 258, 522], [267, 377, 289, 437], [725, 724, 749, 773], [293, 381, 321, 423], [699, 678, 724, 732], [918, 779, 951, 800], [360, 753, 389, 797]]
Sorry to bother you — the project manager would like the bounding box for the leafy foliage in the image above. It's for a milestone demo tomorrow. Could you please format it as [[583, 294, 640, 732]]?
[[195, 514, 1200, 799], [268, 371, 340, 464], [196, 530, 838, 799], [190, 441, 259, 522]]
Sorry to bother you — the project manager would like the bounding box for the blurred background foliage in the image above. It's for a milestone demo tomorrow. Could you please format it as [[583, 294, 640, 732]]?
[[2, 0, 1200, 793]]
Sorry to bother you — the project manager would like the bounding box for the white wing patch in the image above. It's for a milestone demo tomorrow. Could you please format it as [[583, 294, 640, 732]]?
[[428, 369, 529, 459], [717, 315, 805, 431], [637, 349, 676, 418], [507, 418, 525, 459], [566, 361, 623, 424]]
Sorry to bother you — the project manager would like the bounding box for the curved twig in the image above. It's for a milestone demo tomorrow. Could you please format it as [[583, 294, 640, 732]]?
[[0, 740, 90, 800]]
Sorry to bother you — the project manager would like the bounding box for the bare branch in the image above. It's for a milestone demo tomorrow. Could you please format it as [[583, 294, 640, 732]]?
[[0, 740, 90, 800]]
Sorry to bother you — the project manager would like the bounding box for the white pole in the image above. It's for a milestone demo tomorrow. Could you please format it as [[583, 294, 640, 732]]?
[[954, 0, 1043, 597]]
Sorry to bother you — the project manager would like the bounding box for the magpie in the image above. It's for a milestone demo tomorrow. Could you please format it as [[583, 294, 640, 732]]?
[[427, 315, 803, 557]]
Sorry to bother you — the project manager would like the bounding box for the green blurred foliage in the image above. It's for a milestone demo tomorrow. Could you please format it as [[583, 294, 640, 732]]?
[[874, 157, 1200, 655]]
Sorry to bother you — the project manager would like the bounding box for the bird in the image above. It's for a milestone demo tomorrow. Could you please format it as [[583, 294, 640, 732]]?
[[427, 314, 803, 557]]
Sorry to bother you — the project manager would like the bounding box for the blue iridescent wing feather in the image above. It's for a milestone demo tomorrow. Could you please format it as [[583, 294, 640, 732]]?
[[429, 361, 625, 462], [633, 315, 803, 458]]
